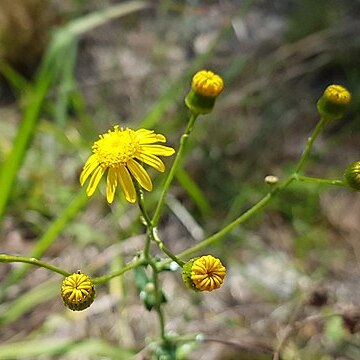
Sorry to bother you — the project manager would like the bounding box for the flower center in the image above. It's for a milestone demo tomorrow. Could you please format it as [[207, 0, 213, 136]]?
[[93, 126, 140, 167]]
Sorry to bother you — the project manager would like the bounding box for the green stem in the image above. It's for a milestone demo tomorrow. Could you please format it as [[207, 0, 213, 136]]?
[[152, 112, 198, 226], [92, 258, 145, 285], [136, 184, 184, 266], [3, 190, 88, 289], [149, 260, 166, 340], [175, 116, 332, 259], [0, 254, 71, 277], [295, 175, 345, 187], [135, 184, 168, 340], [294, 116, 328, 174], [177, 176, 295, 259], [136, 184, 153, 259]]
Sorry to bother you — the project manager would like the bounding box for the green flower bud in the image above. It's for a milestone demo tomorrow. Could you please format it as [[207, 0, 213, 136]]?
[[317, 84, 351, 120], [344, 161, 360, 191]]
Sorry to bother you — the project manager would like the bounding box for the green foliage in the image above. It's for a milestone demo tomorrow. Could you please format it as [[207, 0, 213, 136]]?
[[1, 0, 360, 359]]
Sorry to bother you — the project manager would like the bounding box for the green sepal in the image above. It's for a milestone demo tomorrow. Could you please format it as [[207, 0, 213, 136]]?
[[185, 90, 215, 115], [143, 285, 167, 311], [181, 258, 199, 292], [134, 265, 150, 290], [317, 96, 348, 120]]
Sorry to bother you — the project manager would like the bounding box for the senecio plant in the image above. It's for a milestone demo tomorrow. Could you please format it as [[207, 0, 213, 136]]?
[[0, 70, 358, 358]]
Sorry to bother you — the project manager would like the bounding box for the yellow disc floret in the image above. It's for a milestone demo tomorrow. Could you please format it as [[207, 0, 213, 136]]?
[[191, 70, 224, 98], [93, 127, 140, 167], [61, 272, 95, 311]]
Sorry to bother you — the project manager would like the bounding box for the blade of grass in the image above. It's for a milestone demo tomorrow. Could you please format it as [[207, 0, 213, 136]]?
[[0, 190, 88, 298], [0, 338, 135, 359], [54, 40, 78, 127], [0, 0, 151, 223], [0, 68, 55, 221], [0, 61, 31, 94], [0, 279, 58, 326], [176, 167, 211, 215]]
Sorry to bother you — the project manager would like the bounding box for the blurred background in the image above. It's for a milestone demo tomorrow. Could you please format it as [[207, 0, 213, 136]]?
[[1, 0, 360, 359]]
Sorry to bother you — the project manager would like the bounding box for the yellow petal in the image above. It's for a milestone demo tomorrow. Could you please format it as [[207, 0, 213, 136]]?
[[136, 129, 166, 144], [117, 166, 136, 203], [135, 153, 165, 172], [141, 145, 175, 156], [86, 165, 105, 196], [127, 159, 153, 192], [80, 154, 99, 185], [106, 167, 118, 204]]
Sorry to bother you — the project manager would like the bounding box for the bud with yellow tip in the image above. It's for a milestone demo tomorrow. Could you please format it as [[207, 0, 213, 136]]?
[[317, 84, 351, 120], [61, 272, 95, 311], [344, 161, 360, 191], [185, 70, 224, 115]]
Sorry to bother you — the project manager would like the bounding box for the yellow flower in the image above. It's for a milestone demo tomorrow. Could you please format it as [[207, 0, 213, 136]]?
[[182, 255, 226, 292], [80, 126, 175, 203], [61, 272, 95, 311], [191, 70, 224, 98]]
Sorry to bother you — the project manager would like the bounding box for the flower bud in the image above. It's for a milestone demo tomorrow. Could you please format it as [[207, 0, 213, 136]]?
[[61, 272, 95, 311], [182, 255, 226, 292], [317, 84, 351, 120], [344, 161, 360, 191], [185, 70, 224, 115], [264, 175, 279, 185]]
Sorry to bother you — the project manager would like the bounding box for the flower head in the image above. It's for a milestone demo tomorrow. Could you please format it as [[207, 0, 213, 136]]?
[[80, 126, 175, 203], [61, 272, 95, 311], [185, 70, 224, 114], [317, 84, 351, 120], [182, 255, 226, 292], [191, 70, 224, 98]]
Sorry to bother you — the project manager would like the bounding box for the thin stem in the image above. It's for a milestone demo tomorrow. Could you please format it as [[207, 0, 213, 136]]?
[[294, 116, 328, 174], [92, 257, 145, 285], [175, 116, 332, 259], [152, 112, 198, 226], [136, 184, 152, 258], [295, 175, 345, 187], [3, 190, 88, 289], [136, 183, 184, 266], [177, 176, 295, 259], [149, 260, 166, 340], [135, 184, 167, 340], [153, 228, 185, 267], [0, 254, 71, 277]]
